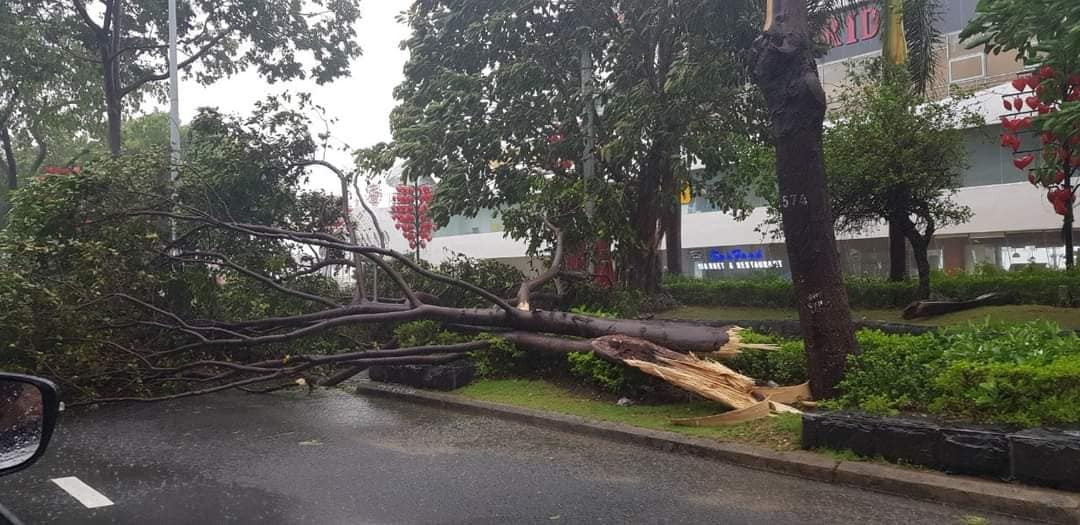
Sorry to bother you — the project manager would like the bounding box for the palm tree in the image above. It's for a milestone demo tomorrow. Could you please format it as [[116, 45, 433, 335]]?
[[819, 0, 944, 94], [815, 0, 944, 282]]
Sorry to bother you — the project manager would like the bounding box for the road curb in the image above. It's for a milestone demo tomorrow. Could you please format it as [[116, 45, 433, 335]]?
[[355, 381, 1080, 524]]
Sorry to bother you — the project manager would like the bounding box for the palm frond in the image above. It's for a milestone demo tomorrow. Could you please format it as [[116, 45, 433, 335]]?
[[902, 0, 944, 96]]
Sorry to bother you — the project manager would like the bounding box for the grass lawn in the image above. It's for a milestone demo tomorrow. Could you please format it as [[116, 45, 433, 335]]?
[[455, 378, 802, 451], [658, 304, 1080, 330]]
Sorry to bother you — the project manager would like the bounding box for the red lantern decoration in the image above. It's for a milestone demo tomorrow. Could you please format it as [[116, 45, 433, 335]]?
[[391, 182, 436, 254]]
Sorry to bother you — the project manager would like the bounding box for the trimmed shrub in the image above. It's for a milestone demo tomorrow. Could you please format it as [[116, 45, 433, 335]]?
[[832, 330, 946, 414], [727, 341, 808, 386], [931, 355, 1080, 427], [829, 322, 1080, 427], [665, 275, 796, 309], [666, 267, 1080, 309], [567, 352, 629, 393]]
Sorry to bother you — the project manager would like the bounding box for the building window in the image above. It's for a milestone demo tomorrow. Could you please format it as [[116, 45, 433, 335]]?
[[947, 33, 986, 83]]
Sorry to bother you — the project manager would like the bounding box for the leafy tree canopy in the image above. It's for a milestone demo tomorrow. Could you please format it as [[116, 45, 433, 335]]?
[[12, 0, 362, 154], [388, 0, 768, 289], [825, 62, 981, 296]]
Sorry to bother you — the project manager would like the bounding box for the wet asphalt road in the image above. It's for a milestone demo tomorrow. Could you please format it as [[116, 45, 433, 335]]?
[[0, 388, 1036, 525]]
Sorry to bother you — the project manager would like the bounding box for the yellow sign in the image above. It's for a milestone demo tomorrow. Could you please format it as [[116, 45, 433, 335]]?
[[680, 183, 693, 205]]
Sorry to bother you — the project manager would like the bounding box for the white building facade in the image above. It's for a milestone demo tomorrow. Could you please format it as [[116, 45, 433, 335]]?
[[379, 1, 1079, 278]]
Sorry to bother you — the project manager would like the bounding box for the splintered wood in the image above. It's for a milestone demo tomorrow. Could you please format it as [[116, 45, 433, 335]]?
[[589, 331, 811, 427]]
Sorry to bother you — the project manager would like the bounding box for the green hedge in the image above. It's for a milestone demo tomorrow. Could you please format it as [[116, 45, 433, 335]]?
[[727, 322, 1080, 427], [833, 321, 1080, 427], [666, 267, 1080, 309]]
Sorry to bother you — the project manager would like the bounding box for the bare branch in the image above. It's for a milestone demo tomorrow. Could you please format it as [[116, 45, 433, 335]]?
[[72, 0, 104, 35], [168, 249, 340, 308], [283, 258, 355, 281], [125, 209, 517, 313], [119, 32, 230, 97], [515, 219, 566, 311]]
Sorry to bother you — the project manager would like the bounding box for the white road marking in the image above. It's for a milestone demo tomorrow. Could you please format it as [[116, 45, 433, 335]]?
[[50, 477, 114, 509]]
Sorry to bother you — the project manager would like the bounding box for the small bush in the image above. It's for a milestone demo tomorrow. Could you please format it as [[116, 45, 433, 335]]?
[[393, 320, 470, 347], [567, 352, 628, 393], [392, 321, 524, 378], [563, 282, 649, 317], [471, 336, 526, 377], [727, 341, 808, 386]]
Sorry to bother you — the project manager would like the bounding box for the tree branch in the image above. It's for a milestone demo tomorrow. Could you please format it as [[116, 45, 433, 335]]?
[[119, 32, 230, 98], [515, 219, 565, 311], [168, 249, 340, 308], [72, 0, 104, 35]]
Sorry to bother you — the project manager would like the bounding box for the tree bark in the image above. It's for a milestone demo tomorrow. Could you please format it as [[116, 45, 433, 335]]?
[[662, 167, 684, 276], [0, 125, 16, 191], [0, 124, 15, 223], [752, 0, 858, 400], [622, 144, 666, 293], [898, 215, 934, 301], [27, 124, 47, 177], [911, 237, 931, 300], [888, 219, 908, 281], [103, 0, 124, 156]]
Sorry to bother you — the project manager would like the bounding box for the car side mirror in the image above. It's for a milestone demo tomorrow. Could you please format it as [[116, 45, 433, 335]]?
[[0, 373, 60, 476]]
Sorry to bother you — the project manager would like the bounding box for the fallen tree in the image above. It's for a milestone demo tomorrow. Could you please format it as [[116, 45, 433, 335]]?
[[56, 201, 786, 407]]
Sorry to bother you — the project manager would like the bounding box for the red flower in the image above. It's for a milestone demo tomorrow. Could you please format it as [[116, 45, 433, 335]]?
[[1040, 65, 1056, 80], [1011, 78, 1028, 91]]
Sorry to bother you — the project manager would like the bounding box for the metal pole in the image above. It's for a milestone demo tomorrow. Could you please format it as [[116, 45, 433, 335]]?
[[580, 45, 597, 275], [580, 46, 596, 219], [167, 0, 181, 243]]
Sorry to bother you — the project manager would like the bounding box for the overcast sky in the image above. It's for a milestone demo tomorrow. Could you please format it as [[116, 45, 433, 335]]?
[[171, 0, 412, 194]]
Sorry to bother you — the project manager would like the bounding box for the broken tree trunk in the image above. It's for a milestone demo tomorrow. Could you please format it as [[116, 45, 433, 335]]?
[[752, 0, 858, 399], [901, 293, 1011, 320], [585, 334, 810, 426]]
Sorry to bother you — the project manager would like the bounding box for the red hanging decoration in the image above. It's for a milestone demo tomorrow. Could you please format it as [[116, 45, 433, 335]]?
[[1013, 154, 1035, 170]]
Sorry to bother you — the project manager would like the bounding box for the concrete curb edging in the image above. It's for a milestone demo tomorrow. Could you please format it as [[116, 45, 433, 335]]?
[[355, 381, 1080, 524]]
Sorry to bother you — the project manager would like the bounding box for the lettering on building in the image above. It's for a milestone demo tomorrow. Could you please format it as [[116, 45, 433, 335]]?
[[823, 5, 880, 48], [695, 247, 783, 271]]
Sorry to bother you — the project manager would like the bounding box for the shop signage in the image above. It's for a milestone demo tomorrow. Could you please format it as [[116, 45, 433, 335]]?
[[709, 248, 765, 262], [823, 5, 880, 48], [697, 247, 783, 271]]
